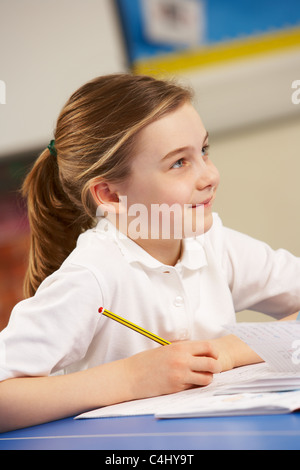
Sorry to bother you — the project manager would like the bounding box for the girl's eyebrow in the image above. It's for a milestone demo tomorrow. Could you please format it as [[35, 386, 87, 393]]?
[[161, 131, 209, 162]]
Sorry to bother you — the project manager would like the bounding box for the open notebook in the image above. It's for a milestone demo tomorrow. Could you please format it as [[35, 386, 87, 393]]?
[[76, 362, 300, 419]]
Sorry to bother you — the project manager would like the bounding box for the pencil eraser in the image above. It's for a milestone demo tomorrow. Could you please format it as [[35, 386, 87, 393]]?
[[98, 307, 104, 314]]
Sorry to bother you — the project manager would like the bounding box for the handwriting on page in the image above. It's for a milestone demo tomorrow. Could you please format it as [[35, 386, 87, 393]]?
[[225, 321, 300, 372]]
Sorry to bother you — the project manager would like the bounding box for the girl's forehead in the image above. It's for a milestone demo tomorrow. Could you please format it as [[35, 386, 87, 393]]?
[[132, 103, 207, 161]]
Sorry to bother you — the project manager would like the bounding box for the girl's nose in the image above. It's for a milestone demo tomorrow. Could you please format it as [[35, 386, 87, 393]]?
[[195, 160, 220, 191]]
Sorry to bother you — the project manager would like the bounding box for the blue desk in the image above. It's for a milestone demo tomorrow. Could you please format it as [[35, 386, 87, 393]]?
[[1, 413, 300, 450]]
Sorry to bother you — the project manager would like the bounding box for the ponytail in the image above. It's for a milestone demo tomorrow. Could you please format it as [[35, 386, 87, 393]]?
[[22, 147, 94, 297]]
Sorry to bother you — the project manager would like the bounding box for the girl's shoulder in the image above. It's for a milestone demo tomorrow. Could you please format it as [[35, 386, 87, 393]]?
[[59, 223, 132, 285]]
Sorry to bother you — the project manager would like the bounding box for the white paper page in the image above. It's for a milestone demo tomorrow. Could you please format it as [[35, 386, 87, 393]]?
[[156, 390, 300, 418], [75, 363, 297, 419], [225, 321, 300, 372]]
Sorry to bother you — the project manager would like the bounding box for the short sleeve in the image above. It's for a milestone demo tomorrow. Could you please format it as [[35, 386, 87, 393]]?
[[0, 264, 103, 381], [221, 226, 300, 318]]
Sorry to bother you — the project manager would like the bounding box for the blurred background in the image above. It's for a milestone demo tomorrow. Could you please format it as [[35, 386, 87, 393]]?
[[0, 0, 299, 330]]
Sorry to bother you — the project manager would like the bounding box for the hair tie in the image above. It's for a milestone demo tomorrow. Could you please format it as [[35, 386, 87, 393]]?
[[47, 139, 57, 157]]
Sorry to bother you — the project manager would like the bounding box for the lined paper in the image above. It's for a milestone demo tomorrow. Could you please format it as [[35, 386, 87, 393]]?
[[225, 321, 300, 372]]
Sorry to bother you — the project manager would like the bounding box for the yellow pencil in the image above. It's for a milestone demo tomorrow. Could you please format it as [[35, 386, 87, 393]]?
[[98, 307, 171, 346]]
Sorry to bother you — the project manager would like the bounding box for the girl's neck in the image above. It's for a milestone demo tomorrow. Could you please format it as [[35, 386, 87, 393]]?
[[131, 237, 182, 267], [108, 215, 183, 266]]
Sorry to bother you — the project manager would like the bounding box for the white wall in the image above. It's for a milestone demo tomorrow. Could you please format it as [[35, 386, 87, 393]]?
[[0, 0, 126, 157], [186, 49, 300, 135]]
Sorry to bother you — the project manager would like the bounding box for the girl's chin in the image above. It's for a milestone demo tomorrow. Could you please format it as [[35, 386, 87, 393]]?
[[182, 211, 213, 238]]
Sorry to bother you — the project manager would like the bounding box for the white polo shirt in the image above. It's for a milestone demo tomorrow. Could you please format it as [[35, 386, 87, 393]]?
[[0, 213, 300, 381]]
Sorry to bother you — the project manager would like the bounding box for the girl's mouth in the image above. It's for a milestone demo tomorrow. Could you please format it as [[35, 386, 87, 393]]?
[[190, 197, 213, 209]]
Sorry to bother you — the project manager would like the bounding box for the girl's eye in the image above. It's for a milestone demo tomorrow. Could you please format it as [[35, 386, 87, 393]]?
[[171, 158, 185, 169], [202, 144, 210, 157], [171, 145, 210, 169]]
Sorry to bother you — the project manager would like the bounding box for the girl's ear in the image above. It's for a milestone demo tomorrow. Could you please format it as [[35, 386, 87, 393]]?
[[89, 180, 121, 215]]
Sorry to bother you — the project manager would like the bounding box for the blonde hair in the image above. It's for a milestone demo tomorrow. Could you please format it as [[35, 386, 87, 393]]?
[[22, 74, 192, 297]]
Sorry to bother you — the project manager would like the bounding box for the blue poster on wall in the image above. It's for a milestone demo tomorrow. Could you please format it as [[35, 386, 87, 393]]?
[[115, 0, 300, 74]]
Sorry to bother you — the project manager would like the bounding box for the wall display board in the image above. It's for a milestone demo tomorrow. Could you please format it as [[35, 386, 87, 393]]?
[[115, 0, 300, 75]]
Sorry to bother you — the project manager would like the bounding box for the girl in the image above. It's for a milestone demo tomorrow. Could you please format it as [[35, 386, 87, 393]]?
[[0, 74, 299, 432]]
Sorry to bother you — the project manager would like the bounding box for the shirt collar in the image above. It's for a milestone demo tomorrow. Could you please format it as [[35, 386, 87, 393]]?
[[180, 236, 208, 270], [95, 218, 208, 271]]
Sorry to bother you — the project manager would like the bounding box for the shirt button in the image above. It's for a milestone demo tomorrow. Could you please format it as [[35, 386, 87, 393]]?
[[174, 295, 184, 307]]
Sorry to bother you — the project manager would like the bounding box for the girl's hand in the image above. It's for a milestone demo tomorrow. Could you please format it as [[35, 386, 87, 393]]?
[[123, 340, 221, 400], [211, 334, 263, 372]]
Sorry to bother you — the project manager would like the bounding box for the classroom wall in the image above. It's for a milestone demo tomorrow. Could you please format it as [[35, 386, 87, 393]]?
[[0, 0, 299, 328]]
